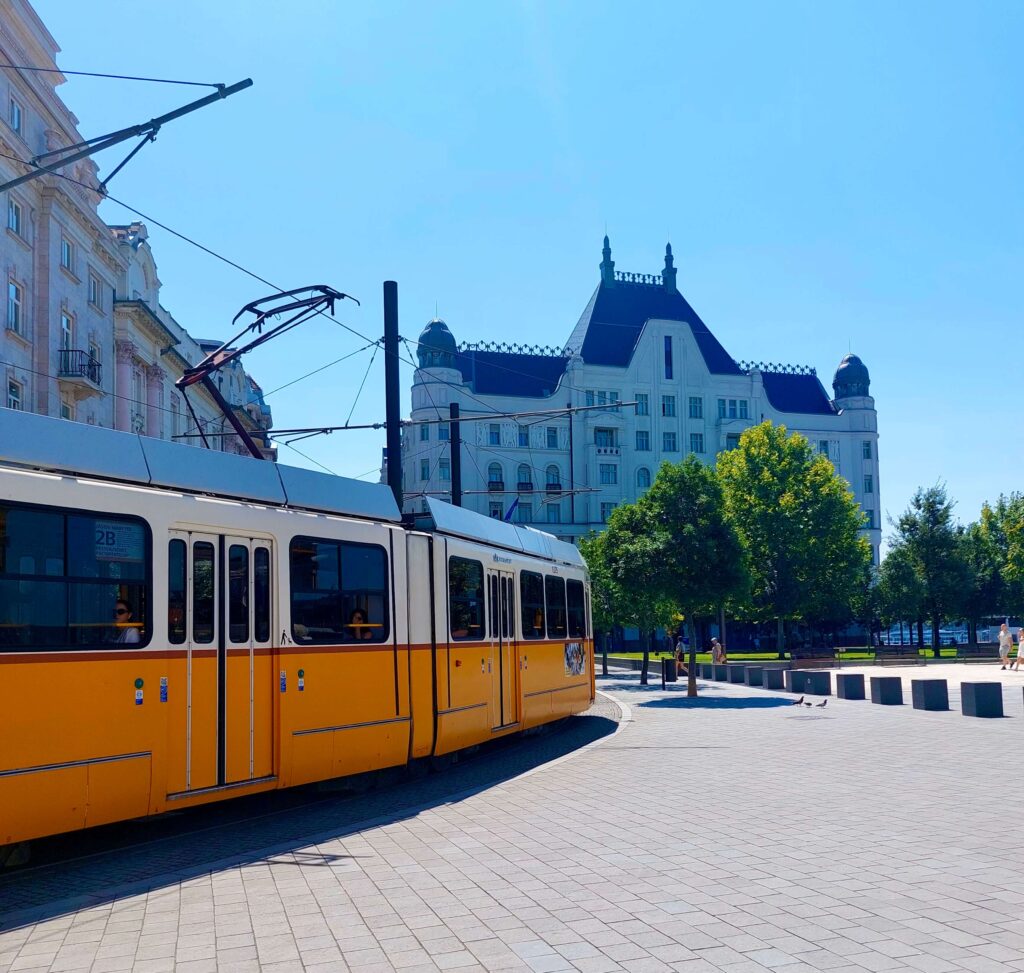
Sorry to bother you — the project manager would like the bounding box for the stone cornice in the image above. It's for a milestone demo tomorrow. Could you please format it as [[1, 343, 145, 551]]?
[[114, 299, 180, 351]]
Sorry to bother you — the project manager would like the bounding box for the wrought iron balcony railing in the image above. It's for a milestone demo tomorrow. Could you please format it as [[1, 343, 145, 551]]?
[[58, 349, 102, 386]]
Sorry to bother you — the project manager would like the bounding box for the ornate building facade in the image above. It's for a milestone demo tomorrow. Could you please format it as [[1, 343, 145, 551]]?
[[404, 237, 881, 562], [0, 0, 272, 455]]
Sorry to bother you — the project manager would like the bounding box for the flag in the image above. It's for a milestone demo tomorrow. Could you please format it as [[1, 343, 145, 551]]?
[[504, 497, 520, 522]]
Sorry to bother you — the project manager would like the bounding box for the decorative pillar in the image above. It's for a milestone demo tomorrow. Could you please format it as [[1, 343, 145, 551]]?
[[114, 340, 135, 432], [145, 363, 165, 439]]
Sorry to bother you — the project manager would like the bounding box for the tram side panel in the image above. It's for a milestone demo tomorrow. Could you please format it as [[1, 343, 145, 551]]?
[[280, 523, 412, 787], [405, 532, 436, 760]]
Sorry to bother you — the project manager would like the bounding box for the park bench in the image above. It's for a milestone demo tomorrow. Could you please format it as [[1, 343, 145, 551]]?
[[873, 645, 926, 665], [956, 643, 1000, 663], [790, 647, 836, 669]]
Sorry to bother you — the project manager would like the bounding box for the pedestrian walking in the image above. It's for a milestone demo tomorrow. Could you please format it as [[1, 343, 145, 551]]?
[[1013, 628, 1024, 672], [711, 637, 726, 664], [998, 623, 1013, 669]]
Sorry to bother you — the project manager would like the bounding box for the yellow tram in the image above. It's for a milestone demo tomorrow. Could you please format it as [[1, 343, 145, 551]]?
[[0, 410, 594, 848]]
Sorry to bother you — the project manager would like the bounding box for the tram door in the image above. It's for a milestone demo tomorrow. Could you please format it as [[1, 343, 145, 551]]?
[[170, 531, 273, 793], [486, 569, 518, 729]]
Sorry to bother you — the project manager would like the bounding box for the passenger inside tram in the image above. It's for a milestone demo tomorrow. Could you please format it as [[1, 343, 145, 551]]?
[[346, 608, 374, 641], [113, 598, 141, 644]]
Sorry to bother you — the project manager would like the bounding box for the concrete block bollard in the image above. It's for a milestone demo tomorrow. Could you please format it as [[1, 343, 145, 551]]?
[[961, 682, 1003, 718], [836, 672, 865, 700], [713, 664, 728, 680], [784, 669, 806, 694], [700, 663, 714, 679], [803, 671, 832, 696], [728, 664, 746, 683], [911, 679, 949, 711], [870, 676, 903, 705], [763, 668, 785, 690], [745, 666, 763, 687]]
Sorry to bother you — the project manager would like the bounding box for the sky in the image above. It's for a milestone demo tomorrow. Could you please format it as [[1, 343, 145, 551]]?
[[33, 0, 1024, 546]]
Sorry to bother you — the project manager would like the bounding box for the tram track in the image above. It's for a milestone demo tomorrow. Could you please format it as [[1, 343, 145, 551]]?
[[0, 699, 620, 930]]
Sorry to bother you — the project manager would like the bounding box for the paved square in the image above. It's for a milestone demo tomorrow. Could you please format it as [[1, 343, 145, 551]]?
[[4, 667, 1024, 972]]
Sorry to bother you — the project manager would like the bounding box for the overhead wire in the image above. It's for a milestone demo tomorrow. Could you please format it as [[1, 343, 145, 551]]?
[[0, 64, 226, 88]]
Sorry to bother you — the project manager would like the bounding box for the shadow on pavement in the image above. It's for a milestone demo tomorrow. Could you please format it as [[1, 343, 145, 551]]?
[[640, 696, 794, 710], [0, 702, 619, 932]]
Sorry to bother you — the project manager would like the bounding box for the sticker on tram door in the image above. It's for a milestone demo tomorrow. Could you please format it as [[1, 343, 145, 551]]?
[[298, 669, 305, 692], [564, 642, 585, 676], [280, 670, 287, 693], [159, 677, 168, 703], [134, 677, 144, 705]]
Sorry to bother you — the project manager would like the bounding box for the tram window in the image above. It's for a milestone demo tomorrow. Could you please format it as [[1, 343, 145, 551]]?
[[501, 577, 511, 639], [193, 542, 215, 644], [489, 575, 498, 638], [228, 544, 249, 644], [0, 502, 151, 649], [545, 576, 567, 639], [566, 579, 586, 638], [254, 547, 271, 643], [448, 556, 484, 641], [168, 539, 186, 644], [290, 536, 389, 644], [520, 570, 544, 640]]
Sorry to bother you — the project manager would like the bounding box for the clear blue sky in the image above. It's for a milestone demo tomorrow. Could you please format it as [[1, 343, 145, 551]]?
[[35, 0, 1023, 544]]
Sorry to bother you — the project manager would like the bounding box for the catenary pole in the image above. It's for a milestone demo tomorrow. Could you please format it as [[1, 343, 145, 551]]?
[[450, 402, 462, 507], [383, 281, 403, 511]]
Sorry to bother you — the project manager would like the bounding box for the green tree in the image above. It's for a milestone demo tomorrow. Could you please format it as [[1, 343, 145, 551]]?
[[578, 531, 621, 674], [877, 541, 925, 641], [891, 485, 969, 655], [717, 421, 872, 656], [997, 494, 1024, 612], [638, 456, 748, 695], [959, 507, 1005, 642]]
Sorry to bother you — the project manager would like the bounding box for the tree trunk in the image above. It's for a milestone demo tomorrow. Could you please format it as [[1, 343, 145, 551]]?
[[931, 615, 941, 658], [601, 631, 608, 676], [917, 618, 924, 649], [719, 606, 726, 654], [640, 630, 651, 685], [686, 616, 699, 697], [899, 621, 904, 646], [776, 616, 785, 659]]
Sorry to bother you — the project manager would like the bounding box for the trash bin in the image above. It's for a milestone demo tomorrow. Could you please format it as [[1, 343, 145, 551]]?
[[662, 657, 678, 683]]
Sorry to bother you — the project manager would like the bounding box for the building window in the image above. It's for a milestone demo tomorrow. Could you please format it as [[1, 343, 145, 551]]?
[[546, 426, 558, 449], [88, 273, 102, 308], [546, 464, 560, 487], [864, 474, 873, 494], [585, 390, 594, 407], [717, 398, 726, 419], [419, 423, 429, 441], [546, 503, 561, 524], [60, 396, 73, 421], [635, 393, 649, 416], [517, 463, 532, 488], [738, 400, 749, 419], [438, 458, 451, 481], [420, 459, 430, 481], [635, 430, 650, 451], [862, 440, 872, 460], [661, 395, 676, 417], [864, 509, 874, 529], [517, 425, 528, 447], [7, 198, 22, 236], [599, 463, 617, 485], [438, 422, 449, 441], [664, 335, 673, 379], [488, 423, 500, 446], [89, 340, 102, 372], [60, 236, 75, 273], [7, 279, 23, 334], [636, 467, 651, 489], [517, 502, 533, 524], [9, 97, 23, 135], [819, 440, 829, 456], [489, 502, 503, 519], [595, 427, 616, 447], [600, 502, 616, 523], [688, 396, 703, 419], [60, 311, 74, 350], [488, 462, 503, 486], [609, 391, 619, 409], [663, 431, 677, 452], [597, 391, 607, 406], [728, 399, 737, 419], [690, 433, 705, 454], [726, 433, 740, 450], [7, 379, 23, 410]]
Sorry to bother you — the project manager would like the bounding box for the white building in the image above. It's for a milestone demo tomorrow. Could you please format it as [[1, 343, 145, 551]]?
[[403, 237, 881, 562], [0, 1, 272, 455]]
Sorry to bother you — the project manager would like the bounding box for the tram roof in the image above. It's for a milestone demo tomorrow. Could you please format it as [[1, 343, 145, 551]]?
[[421, 497, 585, 568], [0, 409, 402, 524]]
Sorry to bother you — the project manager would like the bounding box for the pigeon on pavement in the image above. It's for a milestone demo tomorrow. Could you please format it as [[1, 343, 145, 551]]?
[[816, 699, 828, 708], [790, 696, 805, 706]]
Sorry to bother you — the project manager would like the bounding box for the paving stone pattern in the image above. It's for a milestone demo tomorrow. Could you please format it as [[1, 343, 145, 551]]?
[[4, 669, 1024, 972]]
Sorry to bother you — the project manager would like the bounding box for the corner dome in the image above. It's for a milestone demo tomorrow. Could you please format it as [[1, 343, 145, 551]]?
[[833, 353, 870, 398], [417, 317, 458, 369]]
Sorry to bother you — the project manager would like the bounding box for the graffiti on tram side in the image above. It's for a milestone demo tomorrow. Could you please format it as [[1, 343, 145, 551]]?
[[564, 640, 586, 676]]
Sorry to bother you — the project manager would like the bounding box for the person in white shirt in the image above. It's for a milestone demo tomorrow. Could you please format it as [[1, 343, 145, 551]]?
[[114, 599, 140, 645], [998, 623, 1013, 670], [1013, 628, 1024, 672]]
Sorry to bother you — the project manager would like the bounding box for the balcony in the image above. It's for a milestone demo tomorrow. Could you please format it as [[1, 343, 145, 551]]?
[[545, 482, 563, 494], [487, 480, 505, 493], [595, 445, 620, 456], [517, 481, 534, 492], [56, 348, 102, 397]]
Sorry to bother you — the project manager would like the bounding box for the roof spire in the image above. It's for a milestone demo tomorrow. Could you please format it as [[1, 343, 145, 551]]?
[[600, 233, 615, 286], [662, 241, 677, 292]]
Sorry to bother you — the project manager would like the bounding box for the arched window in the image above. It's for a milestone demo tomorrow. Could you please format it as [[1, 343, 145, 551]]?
[[488, 462, 503, 483], [636, 467, 651, 489], [517, 464, 532, 488], [546, 464, 560, 487]]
